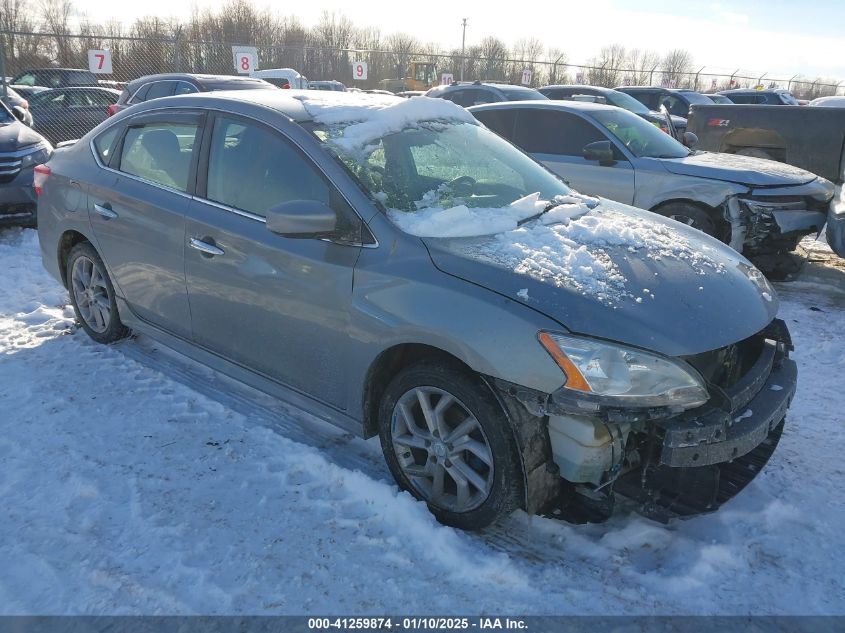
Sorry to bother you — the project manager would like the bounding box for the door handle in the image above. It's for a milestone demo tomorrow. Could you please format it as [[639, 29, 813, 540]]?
[[93, 203, 118, 219], [189, 237, 225, 257]]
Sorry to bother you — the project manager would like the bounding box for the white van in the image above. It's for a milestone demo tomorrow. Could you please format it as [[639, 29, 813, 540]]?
[[249, 68, 309, 89]]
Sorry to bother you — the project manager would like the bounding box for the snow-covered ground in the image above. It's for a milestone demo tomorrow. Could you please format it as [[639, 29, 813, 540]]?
[[1, 227, 844, 615]]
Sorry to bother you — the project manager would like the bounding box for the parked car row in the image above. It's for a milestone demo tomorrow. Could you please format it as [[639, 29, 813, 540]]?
[[35, 89, 800, 531]]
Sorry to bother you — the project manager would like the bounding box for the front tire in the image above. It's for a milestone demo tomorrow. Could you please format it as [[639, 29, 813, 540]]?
[[654, 202, 718, 238], [66, 242, 129, 344], [378, 361, 523, 530]]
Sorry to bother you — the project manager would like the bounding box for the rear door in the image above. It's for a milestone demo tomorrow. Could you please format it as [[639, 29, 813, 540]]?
[[184, 113, 364, 409], [512, 109, 636, 203], [87, 110, 203, 339]]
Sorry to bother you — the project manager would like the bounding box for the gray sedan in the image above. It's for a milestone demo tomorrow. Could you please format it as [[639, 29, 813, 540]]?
[[28, 86, 120, 145], [470, 101, 833, 268], [37, 91, 796, 529]]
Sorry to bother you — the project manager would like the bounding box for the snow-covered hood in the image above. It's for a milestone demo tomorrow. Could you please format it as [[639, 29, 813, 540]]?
[[411, 198, 778, 357], [0, 121, 45, 153], [661, 151, 816, 187]]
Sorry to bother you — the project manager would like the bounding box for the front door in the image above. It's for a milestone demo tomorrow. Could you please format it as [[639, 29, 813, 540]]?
[[87, 111, 202, 339], [184, 114, 363, 409], [512, 109, 636, 204]]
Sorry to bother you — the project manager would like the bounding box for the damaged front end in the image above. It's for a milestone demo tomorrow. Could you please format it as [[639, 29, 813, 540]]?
[[722, 180, 834, 268], [494, 319, 796, 523]]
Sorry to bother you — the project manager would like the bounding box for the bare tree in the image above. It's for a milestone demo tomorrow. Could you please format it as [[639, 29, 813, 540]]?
[[661, 48, 693, 87], [479, 36, 507, 81], [625, 48, 660, 85], [545, 47, 568, 85], [510, 36, 543, 85], [586, 44, 626, 87]]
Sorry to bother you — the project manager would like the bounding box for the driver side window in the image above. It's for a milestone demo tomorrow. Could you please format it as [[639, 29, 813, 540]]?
[[207, 116, 330, 218]]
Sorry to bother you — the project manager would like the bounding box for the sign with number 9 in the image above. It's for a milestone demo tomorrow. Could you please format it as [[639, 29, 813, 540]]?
[[352, 61, 368, 81]]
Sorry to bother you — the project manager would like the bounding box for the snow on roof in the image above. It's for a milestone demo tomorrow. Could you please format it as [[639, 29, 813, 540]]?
[[292, 92, 476, 154]]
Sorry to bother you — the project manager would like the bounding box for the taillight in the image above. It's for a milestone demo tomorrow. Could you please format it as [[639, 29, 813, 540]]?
[[107, 104, 118, 116], [33, 164, 50, 196]]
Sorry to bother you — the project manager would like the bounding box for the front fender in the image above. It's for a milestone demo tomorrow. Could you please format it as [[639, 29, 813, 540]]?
[[633, 159, 749, 210]]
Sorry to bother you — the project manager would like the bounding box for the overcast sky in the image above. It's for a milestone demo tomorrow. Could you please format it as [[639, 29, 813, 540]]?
[[68, 0, 845, 79]]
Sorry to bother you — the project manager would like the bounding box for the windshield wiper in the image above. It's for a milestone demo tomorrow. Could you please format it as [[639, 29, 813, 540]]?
[[517, 196, 599, 226]]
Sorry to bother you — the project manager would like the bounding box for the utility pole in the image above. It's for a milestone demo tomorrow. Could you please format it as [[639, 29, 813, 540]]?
[[460, 18, 467, 82]]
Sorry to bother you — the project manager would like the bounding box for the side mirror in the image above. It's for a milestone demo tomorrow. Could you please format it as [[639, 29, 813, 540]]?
[[583, 140, 616, 166], [11, 105, 27, 123], [266, 200, 338, 238], [682, 131, 699, 148]]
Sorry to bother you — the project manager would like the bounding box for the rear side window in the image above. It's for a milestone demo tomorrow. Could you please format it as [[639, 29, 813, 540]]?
[[93, 126, 121, 165], [118, 122, 200, 191], [144, 81, 177, 101], [513, 110, 604, 156], [206, 116, 329, 217], [174, 81, 198, 95], [473, 109, 517, 140], [129, 83, 151, 103]]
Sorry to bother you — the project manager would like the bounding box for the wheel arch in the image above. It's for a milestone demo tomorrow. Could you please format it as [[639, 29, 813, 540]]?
[[57, 229, 95, 288], [650, 197, 721, 219], [362, 342, 555, 514]]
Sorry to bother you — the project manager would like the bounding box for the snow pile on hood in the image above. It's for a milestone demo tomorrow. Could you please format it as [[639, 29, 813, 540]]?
[[292, 92, 475, 155], [390, 192, 596, 238], [392, 193, 727, 304]]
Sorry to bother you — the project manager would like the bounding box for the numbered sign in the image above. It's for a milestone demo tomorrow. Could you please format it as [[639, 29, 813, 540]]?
[[575, 72, 584, 84], [711, 78, 717, 89], [232, 46, 258, 74], [352, 61, 368, 81], [441, 73, 454, 86], [521, 68, 532, 86], [87, 49, 112, 74]]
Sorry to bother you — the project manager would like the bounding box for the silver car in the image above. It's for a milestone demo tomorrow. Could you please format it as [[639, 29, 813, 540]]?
[[469, 101, 834, 269], [37, 91, 797, 529]]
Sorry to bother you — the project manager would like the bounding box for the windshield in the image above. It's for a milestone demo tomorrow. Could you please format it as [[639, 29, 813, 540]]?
[[591, 109, 690, 159], [778, 91, 799, 105], [499, 87, 548, 101], [313, 120, 571, 214], [678, 91, 713, 105], [605, 90, 650, 114]]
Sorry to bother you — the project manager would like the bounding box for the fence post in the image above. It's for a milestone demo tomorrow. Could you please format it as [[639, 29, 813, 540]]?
[[0, 32, 8, 99], [174, 27, 183, 73]]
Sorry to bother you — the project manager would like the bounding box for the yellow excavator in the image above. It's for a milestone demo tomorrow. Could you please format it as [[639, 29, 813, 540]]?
[[380, 61, 438, 93]]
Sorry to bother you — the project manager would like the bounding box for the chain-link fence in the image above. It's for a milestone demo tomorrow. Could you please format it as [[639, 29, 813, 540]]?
[[1, 29, 843, 144]]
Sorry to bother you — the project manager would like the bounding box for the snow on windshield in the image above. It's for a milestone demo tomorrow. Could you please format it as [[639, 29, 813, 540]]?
[[293, 92, 475, 155], [392, 192, 726, 304]]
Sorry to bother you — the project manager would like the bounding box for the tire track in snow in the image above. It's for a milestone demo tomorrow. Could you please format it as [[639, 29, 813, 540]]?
[[115, 335, 617, 575]]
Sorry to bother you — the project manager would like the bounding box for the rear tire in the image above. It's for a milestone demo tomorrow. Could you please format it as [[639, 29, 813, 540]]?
[[66, 242, 130, 344], [378, 361, 523, 530], [653, 202, 718, 238]]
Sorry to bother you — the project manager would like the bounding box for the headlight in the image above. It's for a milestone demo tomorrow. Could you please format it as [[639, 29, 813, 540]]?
[[19, 143, 53, 170], [538, 332, 709, 410]]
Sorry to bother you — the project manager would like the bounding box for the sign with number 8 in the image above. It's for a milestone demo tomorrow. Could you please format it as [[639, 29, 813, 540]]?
[[231, 46, 259, 74]]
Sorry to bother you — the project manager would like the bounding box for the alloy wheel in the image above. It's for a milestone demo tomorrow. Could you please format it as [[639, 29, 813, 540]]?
[[71, 255, 111, 333], [391, 386, 494, 512]]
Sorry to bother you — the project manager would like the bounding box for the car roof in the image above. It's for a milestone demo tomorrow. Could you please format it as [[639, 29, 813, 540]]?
[[126, 73, 269, 88], [111, 88, 322, 122], [540, 84, 610, 93], [468, 99, 617, 114], [16, 67, 93, 73], [36, 86, 121, 93], [719, 88, 785, 94]]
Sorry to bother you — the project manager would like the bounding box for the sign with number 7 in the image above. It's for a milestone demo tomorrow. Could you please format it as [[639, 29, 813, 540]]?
[[87, 49, 113, 74]]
